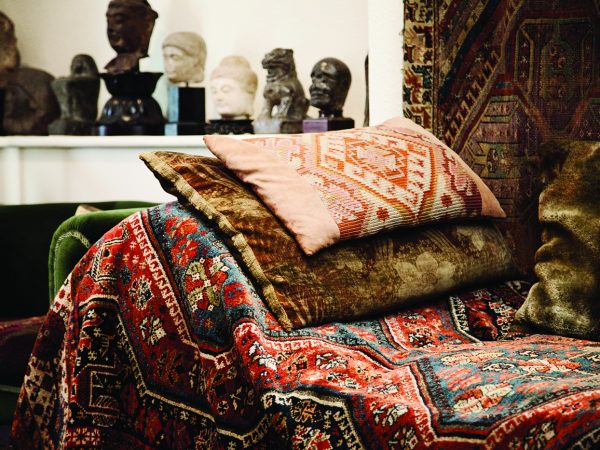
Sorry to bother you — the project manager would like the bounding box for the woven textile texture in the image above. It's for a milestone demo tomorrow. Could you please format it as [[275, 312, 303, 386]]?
[[403, 0, 600, 274], [141, 151, 516, 330], [204, 117, 504, 255], [11, 203, 600, 449]]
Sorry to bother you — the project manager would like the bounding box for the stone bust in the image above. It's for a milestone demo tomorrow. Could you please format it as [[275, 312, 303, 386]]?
[[309, 57, 352, 118], [209, 55, 257, 119], [162, 32, 207, 87], [0, 11, 19, 86], [105, 0, 158, 74], [49, 54, 100, 135], [0, 11, 59, 135]]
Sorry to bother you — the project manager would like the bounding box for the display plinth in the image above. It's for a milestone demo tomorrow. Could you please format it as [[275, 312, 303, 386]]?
[[302, 117, 355, 133], [206, 119, 253, 135], [0, 89, 5, 136], [253, 118, 303, 134], [95, 71, 165, 136], [165, 86, 205, 136]]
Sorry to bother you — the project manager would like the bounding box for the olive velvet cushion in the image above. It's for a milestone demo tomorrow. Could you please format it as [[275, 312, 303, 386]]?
[[513, 141, 600, 340]]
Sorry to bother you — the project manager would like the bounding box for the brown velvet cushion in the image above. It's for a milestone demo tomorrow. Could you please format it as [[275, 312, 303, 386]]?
[[513, 141, 600, 340], [141, 151, 517, 330]]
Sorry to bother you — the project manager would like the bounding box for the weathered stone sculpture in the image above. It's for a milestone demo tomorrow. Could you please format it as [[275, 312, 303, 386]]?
[[0, 12, 19, 83], [162, 32, 206, 87], [162, 32, 207, 135], [254, 48, 308, 134], [303, 57, 354, 132], [96, 0, 164, 135], [207, 55, 257, 134], [49, 55, 100, 135], [0, 11, 59, 135], [105, 0, 158, 74]]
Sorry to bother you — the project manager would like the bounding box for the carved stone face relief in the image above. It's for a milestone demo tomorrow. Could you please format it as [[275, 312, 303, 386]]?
[[209, 56, 257, 119], [162, 32, 206, 86], [104, 0, 158, 73]]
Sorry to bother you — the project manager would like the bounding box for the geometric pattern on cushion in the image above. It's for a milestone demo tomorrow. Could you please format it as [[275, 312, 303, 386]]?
[[204, 117, 505, 255], [403, 0, 600, 275], [141, 152, 516, 330]]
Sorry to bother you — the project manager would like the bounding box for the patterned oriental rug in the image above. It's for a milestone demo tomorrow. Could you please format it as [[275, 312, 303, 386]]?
[[10, 203, 600, 449], [403, 0, 600, 274]]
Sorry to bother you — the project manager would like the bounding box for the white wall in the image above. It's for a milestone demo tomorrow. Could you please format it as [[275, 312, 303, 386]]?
[[0, 0, 371, 124]]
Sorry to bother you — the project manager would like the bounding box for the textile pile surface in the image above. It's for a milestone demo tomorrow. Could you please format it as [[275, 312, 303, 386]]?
[[403, 0, 600, 273], [11, 203, 600, 449]]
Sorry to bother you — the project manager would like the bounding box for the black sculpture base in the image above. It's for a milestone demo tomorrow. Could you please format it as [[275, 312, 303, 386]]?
[[303, 117, 355, 133], [165, 86, 206, 136], [164, 122, 205, 136], [95, 71, 165, 136], [96, 123, 164, 136], [49, 119, 95, 136], [206, 119, 253, 135]]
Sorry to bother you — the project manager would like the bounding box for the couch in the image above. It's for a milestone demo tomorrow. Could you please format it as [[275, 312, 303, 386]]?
[[8, 124, 600, 448], [0, 201, 155, 425]]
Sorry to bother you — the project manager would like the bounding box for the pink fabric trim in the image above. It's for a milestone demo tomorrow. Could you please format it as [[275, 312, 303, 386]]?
[[381, 117, 506, 218], [204, 135, 341, 255]]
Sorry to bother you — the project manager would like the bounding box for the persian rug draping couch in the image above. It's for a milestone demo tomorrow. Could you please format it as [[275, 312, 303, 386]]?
[[0, 201, 155, 425], [10, 161, 600, 447]]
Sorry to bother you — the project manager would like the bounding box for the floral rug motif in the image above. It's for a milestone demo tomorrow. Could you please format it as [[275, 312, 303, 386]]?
[[11, 203, 600, 449]]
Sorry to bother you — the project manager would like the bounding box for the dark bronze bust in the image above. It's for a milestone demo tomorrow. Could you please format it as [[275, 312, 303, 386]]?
[[303, 57, 354, 132], [309, 57, 352, 118], [96, 0, 164, 135], [105, 0, 158, 74]]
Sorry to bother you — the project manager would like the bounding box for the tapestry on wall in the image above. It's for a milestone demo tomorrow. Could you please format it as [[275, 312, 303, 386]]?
[[403, 0, 600, 275]]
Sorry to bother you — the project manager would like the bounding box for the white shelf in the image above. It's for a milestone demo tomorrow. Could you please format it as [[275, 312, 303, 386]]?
[[0, 135, 210, 149], [0, 135, 215, 205]]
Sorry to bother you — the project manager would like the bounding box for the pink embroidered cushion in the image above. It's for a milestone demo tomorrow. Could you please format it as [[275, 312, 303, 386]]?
[[204, 117, 505, 255]]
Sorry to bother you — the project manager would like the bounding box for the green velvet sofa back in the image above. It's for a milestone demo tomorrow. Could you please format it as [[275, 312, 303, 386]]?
[[0, 201, 155, 319]]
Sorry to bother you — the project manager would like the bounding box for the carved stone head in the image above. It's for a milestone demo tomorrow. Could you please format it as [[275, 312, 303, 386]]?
[[309, 57, 351, 118], [162, 31, 207, 86], [0, 12, 20, 76], [105, 0, 158, 73], [209, 55, 257, 119]]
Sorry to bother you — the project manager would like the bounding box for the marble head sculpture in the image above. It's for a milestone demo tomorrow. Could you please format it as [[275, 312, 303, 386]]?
[[209, 55, 257, 119], [309, 57, 352, 118], [105, 0, 158, 74], [162, 32, 207, 86]]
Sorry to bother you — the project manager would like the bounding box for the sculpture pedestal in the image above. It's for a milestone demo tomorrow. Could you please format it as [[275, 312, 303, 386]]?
[[206, 119, 253, 135], [302, 117, 355, 133], [95, 71, 165, 136], [0, 89, 4, 136], [253, 118, 304, 134], [165, 86, 205, 136], [49, 119, 96, 136]]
